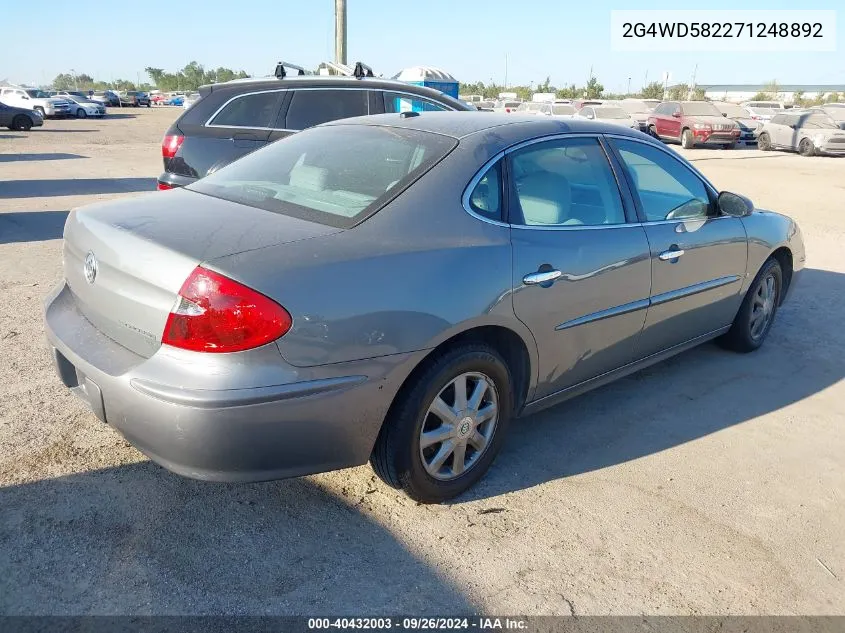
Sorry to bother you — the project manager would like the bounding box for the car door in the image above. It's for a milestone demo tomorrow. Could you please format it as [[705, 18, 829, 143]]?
[[608, 137, 747, 358], [505, 136, 652, 399], [664, 102, 682, 139]]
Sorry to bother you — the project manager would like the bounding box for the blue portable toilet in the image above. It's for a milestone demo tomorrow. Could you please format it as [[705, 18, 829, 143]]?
[[391, 66, 459, 111]]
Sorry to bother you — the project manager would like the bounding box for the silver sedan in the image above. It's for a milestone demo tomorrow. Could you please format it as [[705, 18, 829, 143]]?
[[45, 113, 805, 502]]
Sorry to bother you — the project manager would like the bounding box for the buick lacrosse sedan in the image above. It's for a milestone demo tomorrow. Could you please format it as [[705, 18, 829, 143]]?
[[45, 113, 805, 503]]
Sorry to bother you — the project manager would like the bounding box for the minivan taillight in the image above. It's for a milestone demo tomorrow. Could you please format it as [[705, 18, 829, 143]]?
[[161, 134, 184, 159], [162, 267, 292, 353]]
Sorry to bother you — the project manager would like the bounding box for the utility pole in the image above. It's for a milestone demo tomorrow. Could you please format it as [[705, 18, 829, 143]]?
[[643, 69, 648, 90], [690, 63, 698, 99], [335, 0, 347, 65], [627, 77, 631, 95], [504, 53, 508, 89]]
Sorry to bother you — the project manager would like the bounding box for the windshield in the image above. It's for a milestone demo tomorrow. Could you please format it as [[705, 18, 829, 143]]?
[[682, 102, 721, 116], [552, 105, 575, 115], [800, 114, 838, 129], [619, 100, 650, 113], [714, 103, 747, 118], [25, 90, 49, 98], [822, 108, 845, 122], [594, 107, 629, 119], [189, 125, 457, 229]]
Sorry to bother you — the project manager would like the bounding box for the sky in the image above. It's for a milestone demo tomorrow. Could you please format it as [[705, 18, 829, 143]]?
[[2, 0, 842, 91]]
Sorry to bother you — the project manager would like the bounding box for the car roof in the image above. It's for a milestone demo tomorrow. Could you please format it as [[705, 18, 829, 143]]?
[[321, 111, 649, 144]]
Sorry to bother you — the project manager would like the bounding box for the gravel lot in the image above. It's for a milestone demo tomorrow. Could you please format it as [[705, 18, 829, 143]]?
[[0, 108, 843, 615]]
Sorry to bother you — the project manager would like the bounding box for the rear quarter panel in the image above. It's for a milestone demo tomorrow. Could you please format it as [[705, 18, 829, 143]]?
[[204, 141, 540, 377]]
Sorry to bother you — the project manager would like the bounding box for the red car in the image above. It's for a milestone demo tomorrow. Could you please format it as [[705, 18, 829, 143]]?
[[150, 94, 167, 105], [648, 101, 740, 149]]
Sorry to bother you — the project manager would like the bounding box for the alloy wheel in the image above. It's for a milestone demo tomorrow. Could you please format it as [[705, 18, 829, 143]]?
[[419, 372, 499, 481], [750, 274, 776, 340]]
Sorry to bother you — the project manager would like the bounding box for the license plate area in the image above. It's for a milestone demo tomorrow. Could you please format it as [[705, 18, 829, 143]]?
[[53, 348, 107, 422]]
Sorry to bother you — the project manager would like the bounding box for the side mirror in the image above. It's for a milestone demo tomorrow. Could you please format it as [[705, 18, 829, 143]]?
[[722, 112, 728, 117], [22, 95, 29, 100], [718, 191, 754, 217], [671, 111, 681, 118]]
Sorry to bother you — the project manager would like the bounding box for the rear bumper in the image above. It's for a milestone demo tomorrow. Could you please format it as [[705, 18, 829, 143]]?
[[44, 281, 420, 482], [157, 171, 197, 189]]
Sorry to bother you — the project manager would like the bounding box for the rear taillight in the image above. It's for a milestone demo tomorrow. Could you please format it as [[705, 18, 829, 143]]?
[[161, 134, 184, 159], [156, 182, 173, 191], [506, 108, 511, 113], [162, 267, 292, 353]]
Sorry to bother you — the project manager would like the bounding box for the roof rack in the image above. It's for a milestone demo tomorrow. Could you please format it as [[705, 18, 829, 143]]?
[[274, 61, 308, 79], [317, 61, 375, 80]]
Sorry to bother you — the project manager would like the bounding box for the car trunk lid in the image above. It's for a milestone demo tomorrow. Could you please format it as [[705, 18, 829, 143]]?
[[62, 188, 341, 357]]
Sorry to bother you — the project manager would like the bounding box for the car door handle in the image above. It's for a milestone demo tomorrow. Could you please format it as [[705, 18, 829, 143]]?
[[658, 248, 685, 261], [523, 270, 562, 285]]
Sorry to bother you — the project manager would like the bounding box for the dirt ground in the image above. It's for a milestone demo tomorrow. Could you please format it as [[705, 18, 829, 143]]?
[[0, 108, 843, 615]]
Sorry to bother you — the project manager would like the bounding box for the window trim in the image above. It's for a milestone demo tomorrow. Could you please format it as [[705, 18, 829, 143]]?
[[205, 87, 460, 132], [461, 133, 727, 231]]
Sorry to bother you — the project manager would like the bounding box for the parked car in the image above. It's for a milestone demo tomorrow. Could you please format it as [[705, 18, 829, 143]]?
[[0, 88, 71, 118], [119, 91, 151, 107], [90, 90, 120, 107], [742, 100, 785, 112], [515, 102, 546, 115], [711, 101, 762, 145], [54, 90, 89, 100], [743, 105, 780, 123], [492, 100, 522, 113], [45, 112, 804, 502], [166, 95, 185, 106], [182, 92, 200, 110], [576, 104, 639, 129], [0, 100, 43, 130], [648, 101, 740, 149], [757, 110, 845, 156], [572, 99, 606, 109], [158, 74, 472, 189], [62, 94, 106, 118], [151, 93, 167, 105], [476, 101, 495, 111], [618, 99, 656, 132]]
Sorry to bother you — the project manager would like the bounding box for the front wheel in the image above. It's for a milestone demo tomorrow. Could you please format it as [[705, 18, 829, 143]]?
[[719, 258, 782, 353], [681, 129, 695, 149], [758, 132, 772, 151], [723, 142, 736, 150], [799, 138, 815, 157], [370, 344, 514, 503], [34, 106, 45, 119], [76, 108, 87, 118], [12, 115, 32, 131]]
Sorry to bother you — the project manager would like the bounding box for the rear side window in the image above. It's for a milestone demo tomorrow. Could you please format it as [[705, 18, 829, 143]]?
[[285, 89, 368, 130], [209, 91, 281, 128], [383, 91, 449, 113], [188, 125, 457, 228], [467, 161, 503, 221]]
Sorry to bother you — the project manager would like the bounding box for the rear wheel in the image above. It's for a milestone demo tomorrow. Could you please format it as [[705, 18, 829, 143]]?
[[370, 344, 513, 503], [76, 108, 87, 118], [12, 115, 32, 131], [719, 258, 782, 353], [723, 142, 736, 150], [799, 138, 815, 157], [758, 132, 772, 151], [681, 129, 695, 149]]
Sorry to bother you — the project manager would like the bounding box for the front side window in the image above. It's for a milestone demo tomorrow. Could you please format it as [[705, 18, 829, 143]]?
[[509, 138, 626, 227], [612, 139, 711, 222], [285, 89, 368, 130], [467, 161, 503, 221], [188, 125, 456, 229], [383, 91, 449, 114], [209, 91, 281, 128]]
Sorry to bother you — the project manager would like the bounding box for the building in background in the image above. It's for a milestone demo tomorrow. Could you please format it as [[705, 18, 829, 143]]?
[[700, 84, 845, 104]]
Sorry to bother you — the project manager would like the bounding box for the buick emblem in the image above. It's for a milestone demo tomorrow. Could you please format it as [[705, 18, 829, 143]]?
[[83, 251, 98, 284]]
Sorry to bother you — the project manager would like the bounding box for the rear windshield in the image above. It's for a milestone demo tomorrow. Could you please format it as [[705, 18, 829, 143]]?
[[189, 125, 457, 229], [552, 105, 575, 115], [594, 106, 628, 119]]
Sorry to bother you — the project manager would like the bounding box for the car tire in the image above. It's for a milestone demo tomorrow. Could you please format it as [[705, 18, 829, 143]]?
[[719, 258, 783, 353], [758, 132, 772, 151], [12, 115, 32, 131], [723, 142, 736, 150], [34, 106, 45, 119], [648, 125, 659, 139], [798, 138, 815, 157], [76, 108, 87, 118], [370, 344, 514, 503], [681, 129, 695, 149]]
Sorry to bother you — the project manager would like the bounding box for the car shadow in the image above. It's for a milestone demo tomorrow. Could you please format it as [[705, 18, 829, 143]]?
[[103, 113, 138, 119], [0, 211, 69, 244], [0, 134, 25, 139], [0, 153, 86, 163], [0, 463, 474, 614], [31, 129, 99, 133], [0, 178, 156, 198], [463, 268, 845, 502]]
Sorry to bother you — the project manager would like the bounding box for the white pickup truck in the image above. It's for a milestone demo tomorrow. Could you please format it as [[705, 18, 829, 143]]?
[[0, 87, 72, 118]]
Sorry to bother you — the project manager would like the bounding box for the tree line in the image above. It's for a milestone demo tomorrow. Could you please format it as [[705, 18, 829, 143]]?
[[50, 61, 250, 93], [459, 77, 705, 102]]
